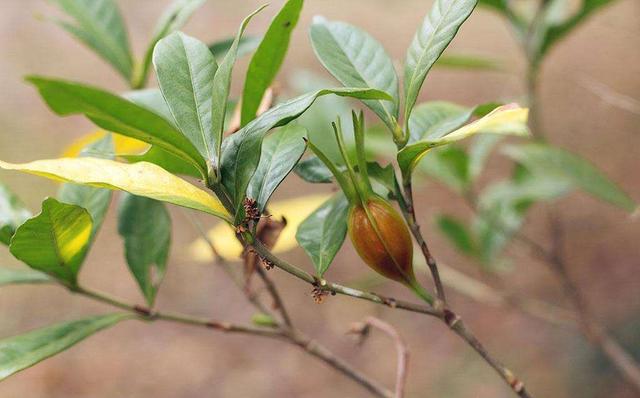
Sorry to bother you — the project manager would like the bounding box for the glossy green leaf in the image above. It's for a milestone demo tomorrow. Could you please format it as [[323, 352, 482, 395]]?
[[408, 101, 467, 142], [154, 32, 218, 161], [9, 198, 92, 285], [118, 194, 170, 307], [403, 0, 477, 126], [310, 17, 399, 129], [221, 87, 392, 215], [0, 313, 131, 381], [294, 156, 334, 183], [246, 125, 307, 212], [437, 215, 476, 255], [503, 143, 637, 212], [0, 158, 230, 221], [435, 53, 501, 70], [58, 134, 113, 240], [409, 101, 501, 144], [211, 6, 266, 171], [136, 0, 206, 88], [0, 183, 31, 246], [399, 104, 528, 180], [50, 0, 133, 81], [209, 36, 262, 59], [296, 193, 349, 276], [0, 267, 51, 287], [124, 89, 175, 125], [241, 0, 303, 126], [27, 77, 206, 175]]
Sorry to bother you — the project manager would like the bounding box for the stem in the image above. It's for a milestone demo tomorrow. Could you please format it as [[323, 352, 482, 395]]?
[[253, 263, 294, 330], [287, 330, 394, 398], [402, 181, 447, 304], [447, 314, 532, 398], [251, 240, 440, 317], [463, 194, 640, 394], [400, 178, 532, 397], [71, 284, 393, 398]]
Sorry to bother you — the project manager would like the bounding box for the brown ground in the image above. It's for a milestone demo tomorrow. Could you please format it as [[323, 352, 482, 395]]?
[[0, 0, 639, 397]]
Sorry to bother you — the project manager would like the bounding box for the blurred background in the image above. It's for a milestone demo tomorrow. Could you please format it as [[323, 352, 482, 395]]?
[[0, 0, 639, 397]]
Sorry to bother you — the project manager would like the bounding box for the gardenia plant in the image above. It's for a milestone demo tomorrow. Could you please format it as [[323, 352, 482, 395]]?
[[0, 0, 637, 397]]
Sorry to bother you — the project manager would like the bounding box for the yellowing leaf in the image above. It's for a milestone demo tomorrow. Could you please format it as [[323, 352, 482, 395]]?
[[398, 104, 529, 180], [62, 130, 148, 157], [189, 193, 331, 261], [0, 158, 230, 221]]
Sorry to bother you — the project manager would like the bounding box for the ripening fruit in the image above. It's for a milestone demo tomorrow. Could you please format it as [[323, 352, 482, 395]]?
[[347, 196, 416, 286]]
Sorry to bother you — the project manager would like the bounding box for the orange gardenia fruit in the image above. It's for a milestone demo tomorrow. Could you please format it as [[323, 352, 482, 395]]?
[[347, 197, 415, 286]]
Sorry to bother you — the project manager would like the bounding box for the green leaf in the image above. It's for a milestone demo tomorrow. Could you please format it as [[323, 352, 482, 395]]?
[[0, 158, 230, 221], [468, 134, 502, 180], [220, 87, 392, 214], [310, 17, 399, 130], [419, 145, 470, 192], [408, 101, 467, 142], [399, 104, 528, 180], [537, 0, 616, 61], [0, 267, 51, 287], [437, 215, 476, 255], [241, 0, 303, 126], [50, 0, 133, 81], [9, 198, 92, 286], [124, 89, 175, 125], [294, 156, 334, 183], [246, 124, 307, 212], [403, 0, 477, 127], [0, 183, 31, 246], [27, 77, 206, 176], [211, 6, 266, 172], [435, 53, 501, 70], [118, 195, 170, 307], [502, 143, 637, 213], [58, 134, 113, 241], [153, 32, 218, 162], [366, 161, 397, 197], [209, 36, 262, 59], [135, 0, 206, 88], [409, 101, 501, 143], [0, 313, 131, 381], [296, 193, 349, 276]]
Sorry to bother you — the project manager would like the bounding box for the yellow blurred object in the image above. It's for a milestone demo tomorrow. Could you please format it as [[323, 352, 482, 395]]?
[[62, 130, 149, 157], [189, 193, 332, 261]]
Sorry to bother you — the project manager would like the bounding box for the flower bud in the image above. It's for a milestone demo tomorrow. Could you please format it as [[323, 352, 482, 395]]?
[[347, 197, 415, 285]]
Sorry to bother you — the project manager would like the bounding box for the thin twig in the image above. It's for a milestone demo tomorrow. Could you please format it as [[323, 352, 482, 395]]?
[[71, 284, 393, 398], [463, 192, 640, 393], [351, 317, 410, 398], [180, 208, 272, 317]]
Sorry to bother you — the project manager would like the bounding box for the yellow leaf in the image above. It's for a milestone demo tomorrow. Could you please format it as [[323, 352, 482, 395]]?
[[189, 193, 332, 261], [398, 104, 529, 179], [62, 130, 149, 157], [0, 158, 230, 221]]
